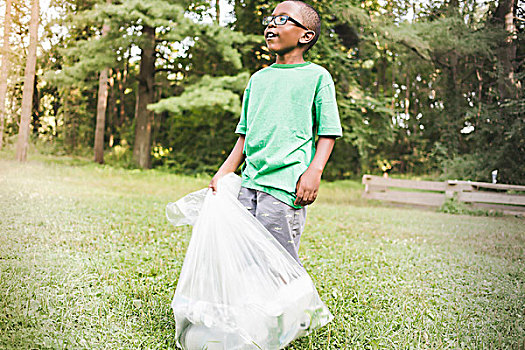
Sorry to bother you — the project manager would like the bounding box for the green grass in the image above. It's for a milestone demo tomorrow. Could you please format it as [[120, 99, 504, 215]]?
[[1, 155, 524, 349]]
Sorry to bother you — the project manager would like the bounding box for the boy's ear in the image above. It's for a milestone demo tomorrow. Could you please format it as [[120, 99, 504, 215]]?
[[299, 30, 316, 45]]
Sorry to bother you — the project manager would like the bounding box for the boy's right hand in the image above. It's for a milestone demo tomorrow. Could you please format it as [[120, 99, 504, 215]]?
[[209, 172, 226, 194], [209, 136, 246, 194]]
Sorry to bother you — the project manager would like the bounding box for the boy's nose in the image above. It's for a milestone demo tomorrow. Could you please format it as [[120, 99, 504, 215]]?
[[266, 20, 277, 28]]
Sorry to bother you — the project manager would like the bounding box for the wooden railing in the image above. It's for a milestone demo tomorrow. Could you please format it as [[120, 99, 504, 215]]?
[[362, 175, 525, 216]]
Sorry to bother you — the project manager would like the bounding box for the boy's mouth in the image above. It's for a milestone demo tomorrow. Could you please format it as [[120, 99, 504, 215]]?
[[265, 32, 278, 40]]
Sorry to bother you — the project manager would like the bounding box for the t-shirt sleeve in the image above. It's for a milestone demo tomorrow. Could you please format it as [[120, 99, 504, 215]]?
[[235, 81, 251, 135], [314, 81, 343, 138]]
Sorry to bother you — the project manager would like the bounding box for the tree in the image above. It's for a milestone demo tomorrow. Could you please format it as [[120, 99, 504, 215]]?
[[132, 25, 155, 168], [55, 0, 201, 168], [0, 0, 13, 150], [16, 0, 39, 161], [493, 0, 521, 99], [94, 0, 111, 164]]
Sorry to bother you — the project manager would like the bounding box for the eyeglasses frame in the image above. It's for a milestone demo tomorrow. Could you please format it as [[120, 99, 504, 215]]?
[[262, 15, 311, 31]]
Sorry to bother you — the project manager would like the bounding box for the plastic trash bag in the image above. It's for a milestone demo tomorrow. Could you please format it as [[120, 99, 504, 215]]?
[[166, 173, 333, 350], [166, 188, 208, 226]]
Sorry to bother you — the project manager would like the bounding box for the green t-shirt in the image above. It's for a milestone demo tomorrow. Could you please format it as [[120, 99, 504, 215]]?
[[235, 61, 343, 208]]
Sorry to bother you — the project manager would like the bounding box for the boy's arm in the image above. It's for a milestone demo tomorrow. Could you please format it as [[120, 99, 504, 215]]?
[[209, 135, 245, 193], [294, 136, 336, 206]]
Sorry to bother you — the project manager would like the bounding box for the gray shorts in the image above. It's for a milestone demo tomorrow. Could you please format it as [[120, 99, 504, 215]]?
[[237, 187, 307, 264]]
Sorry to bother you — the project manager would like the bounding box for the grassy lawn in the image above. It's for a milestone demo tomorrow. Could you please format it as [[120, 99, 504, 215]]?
[[1, 155, 523, 349]]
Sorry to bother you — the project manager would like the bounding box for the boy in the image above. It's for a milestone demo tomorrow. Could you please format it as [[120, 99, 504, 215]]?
[[209, 0, 342, 264]]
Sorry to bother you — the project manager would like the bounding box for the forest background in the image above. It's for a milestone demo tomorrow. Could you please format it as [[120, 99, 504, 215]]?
[[0, 0, 523, 183]]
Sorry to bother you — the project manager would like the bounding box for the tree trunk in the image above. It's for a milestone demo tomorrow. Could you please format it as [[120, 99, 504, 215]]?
[[94, 67, 109, 163], [16, 0, 39, 161], [377, 51, 387, 96], [31, 76, 40, 137], [93, 0, 111, 164], [107, 69, 116, 147], [117, 66, 126, 127], [62, 92, 70, 148], [493, 0, 519, 99], [216, 0, 220, 24], [107, 74, 113, 139], [117, 59, 129, 128], [404, 70, 410, 116], [391, 56, 396, 110], [62, 91, 76, 151], [475, 59, 483, 118], [441, 50, 462, 154], [151, 86, 161, 147], [132, 25, 156, 169], [0, 0, 13, 150]]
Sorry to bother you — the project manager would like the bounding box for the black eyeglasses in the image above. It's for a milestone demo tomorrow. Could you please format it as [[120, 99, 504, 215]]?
[[262, 15, 310, 31]]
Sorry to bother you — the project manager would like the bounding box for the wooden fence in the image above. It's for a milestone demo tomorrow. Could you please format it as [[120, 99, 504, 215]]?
[[362, 175, 525, 216]]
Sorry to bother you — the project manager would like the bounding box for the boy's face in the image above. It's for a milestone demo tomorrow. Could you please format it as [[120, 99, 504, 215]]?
[[264, 1, 314, 55]]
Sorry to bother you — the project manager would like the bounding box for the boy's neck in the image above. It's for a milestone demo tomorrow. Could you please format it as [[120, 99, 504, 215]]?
[[275, 51, 306, 65]]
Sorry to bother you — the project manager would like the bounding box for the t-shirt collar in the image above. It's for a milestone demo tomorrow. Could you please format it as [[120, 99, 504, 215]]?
[[270, 61, 311, 69]]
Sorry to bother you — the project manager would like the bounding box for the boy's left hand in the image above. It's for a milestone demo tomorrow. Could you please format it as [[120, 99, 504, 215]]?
[[294, 168, 322, 206]]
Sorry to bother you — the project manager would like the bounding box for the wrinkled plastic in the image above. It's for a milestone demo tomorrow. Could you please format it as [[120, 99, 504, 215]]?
[[166, 173, 333, 350], [166, 188, 208, 226]]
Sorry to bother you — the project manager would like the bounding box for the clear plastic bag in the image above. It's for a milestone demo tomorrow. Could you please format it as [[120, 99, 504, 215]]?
[[166, 187, 208, 227], [166, 173, 333, 349]]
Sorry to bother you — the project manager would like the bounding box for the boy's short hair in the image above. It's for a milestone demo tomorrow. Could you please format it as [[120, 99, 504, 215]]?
[[287, 0, 321, 52]]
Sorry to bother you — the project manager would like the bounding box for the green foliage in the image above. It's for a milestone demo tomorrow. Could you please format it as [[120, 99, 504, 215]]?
[[187, 26, 261, 71], [438, 153, 488, 181], [381, 22, 432, 60], [4, 0, 524, 183], [470, 100, 525, 185], [338, 91, 395, 173], [50, 0, 191, 86], [434, 97, 525, 185], [149, 72, 250, 115], [438, 197, 502, 217], [156, 107, 239, 174], [104, 141, 136, 168]]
